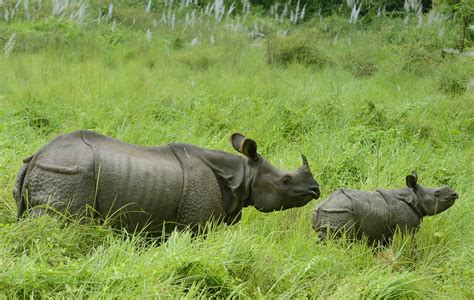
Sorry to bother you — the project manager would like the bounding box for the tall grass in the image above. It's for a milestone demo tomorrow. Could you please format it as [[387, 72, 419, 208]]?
[[0, 1, 473, 298]]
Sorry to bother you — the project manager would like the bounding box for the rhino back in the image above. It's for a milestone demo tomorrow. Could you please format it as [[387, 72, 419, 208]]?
[[82, 131, 183, 232]]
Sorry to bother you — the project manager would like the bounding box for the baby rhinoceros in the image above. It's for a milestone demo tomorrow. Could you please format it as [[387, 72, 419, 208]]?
[[14, 130, 320, 234], [312, 172, 458, 244]]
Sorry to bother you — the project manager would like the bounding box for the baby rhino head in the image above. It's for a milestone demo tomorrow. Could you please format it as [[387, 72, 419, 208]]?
[[231, 133, 320, 212], [406, 171, 458, 216]]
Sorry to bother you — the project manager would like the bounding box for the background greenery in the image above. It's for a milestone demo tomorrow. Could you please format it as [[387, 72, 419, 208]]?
[[0, 0, 473, 298]]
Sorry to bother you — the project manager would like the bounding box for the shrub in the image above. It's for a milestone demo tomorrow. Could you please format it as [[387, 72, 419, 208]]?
[[340, 50, 378, 77], [401, 43, 441, 75], [265, 30, 329, 67]]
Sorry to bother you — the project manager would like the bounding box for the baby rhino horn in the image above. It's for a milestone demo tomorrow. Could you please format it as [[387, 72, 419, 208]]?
[[301, 154, 309, 169]]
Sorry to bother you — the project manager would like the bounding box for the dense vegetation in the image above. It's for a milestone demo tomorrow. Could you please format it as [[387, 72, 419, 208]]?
[[0, 0, 473, 298]]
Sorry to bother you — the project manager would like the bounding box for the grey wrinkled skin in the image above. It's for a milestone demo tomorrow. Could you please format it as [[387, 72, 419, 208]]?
[[312, 172, 458, 245], [14, 130, 320, 234]]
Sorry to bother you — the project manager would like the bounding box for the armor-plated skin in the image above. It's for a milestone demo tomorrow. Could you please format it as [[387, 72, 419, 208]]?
[[14, 131, 320, 234], [312, 172, 458, 244]]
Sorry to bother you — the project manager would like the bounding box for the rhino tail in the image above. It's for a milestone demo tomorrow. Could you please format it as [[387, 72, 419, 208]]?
[[13, 155, 33, 220]]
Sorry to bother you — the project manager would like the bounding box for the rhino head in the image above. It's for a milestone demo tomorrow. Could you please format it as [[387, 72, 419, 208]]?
[[231, 133, 320, 212], [406, 171, 458, 216]]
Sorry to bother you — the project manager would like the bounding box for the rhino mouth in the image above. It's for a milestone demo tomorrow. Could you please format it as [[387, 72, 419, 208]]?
[[293, 193, 319, 206], [310, 189, 320, 199], [293, 187, 320, 200], [301, 189, 320, 199], [443, 197, 457, 205], [293, 196, 314, 207], [440, 192, 458, 204]]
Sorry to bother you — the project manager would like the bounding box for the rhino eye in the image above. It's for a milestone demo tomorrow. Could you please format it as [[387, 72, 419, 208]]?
[[434, 191, 441, 197], [282, 175, 292, 185]]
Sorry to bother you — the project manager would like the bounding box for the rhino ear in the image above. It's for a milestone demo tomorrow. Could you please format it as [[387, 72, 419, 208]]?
[[231, 133, 258, 161], [411, 171, 418, 182], [406, 171, 418, 191]]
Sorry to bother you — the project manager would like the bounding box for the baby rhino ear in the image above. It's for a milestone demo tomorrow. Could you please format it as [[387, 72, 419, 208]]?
[[230, 133, 258, 161], [406, 171, 418, 191]]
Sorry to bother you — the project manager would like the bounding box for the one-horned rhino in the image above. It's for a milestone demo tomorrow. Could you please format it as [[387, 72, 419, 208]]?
[[312, 172, 458, 244], [14, 130, 320, 234]]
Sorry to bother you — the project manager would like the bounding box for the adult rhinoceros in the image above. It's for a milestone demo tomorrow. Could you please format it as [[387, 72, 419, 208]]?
[[14, 130, 320, 234]]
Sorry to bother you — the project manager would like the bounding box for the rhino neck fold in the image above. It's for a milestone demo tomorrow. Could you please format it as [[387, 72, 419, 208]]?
[[242, 162, 255, 208], [388, 188, 425, 219], [169, 143, 251, 224], [408, 188, 428, 217]]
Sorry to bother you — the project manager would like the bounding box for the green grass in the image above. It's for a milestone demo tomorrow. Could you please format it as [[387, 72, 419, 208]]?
[[0, 3, 473, 298]]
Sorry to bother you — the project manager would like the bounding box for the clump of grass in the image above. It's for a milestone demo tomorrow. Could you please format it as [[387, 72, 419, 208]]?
[[0, 216, 111, 267], [359, 270, 434, 298], [174, 47, 222, 70], [341, 51, 378, 77], [171, 36, 185, 50], [357, 101, 388, 129], [265, 30, 329, 67], [274, 105, 315, 141], [14, 98, 60, 134], [401, 43, 441, 75], [172, 260, 235, 297]]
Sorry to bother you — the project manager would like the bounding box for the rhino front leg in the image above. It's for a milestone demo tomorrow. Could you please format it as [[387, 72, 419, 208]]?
[[175, 166, 225, 231]]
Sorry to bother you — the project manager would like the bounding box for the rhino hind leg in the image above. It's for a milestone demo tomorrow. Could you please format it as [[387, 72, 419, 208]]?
[[23, 163, 96, 218], [24, 206, 78, 223], [313, 208, 358, 241]]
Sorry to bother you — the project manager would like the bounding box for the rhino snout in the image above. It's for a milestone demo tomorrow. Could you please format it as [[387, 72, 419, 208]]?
[[447, 192, 458, 203], [310, 186, 320, 199], [437, 189, 458, 202]]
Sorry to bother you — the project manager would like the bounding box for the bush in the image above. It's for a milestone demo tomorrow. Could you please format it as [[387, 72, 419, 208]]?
[[0, 19, 93, 54], [401, 43, 441, 75], [265, 30, 329, 67], [340, 50, 378, 77], [437, 57, 473, 95]]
